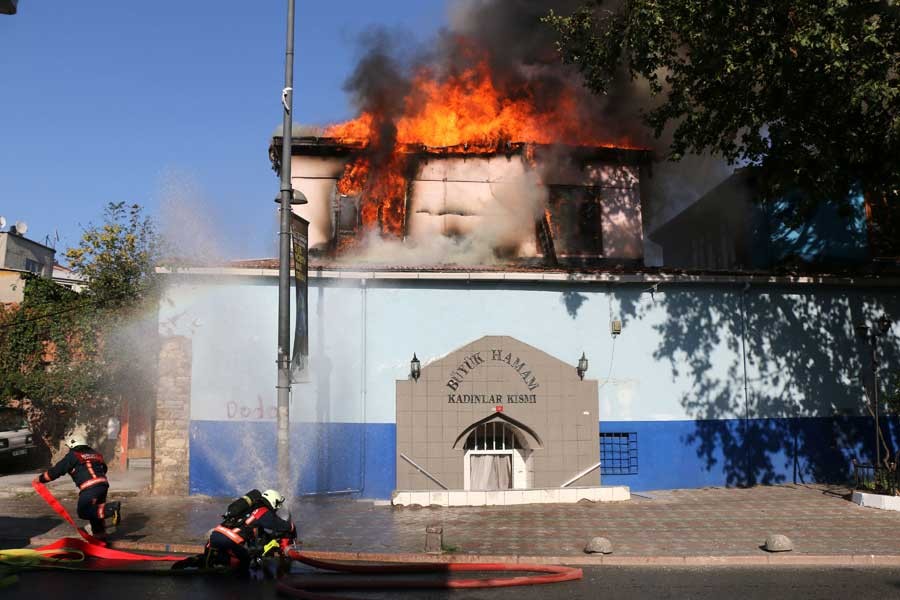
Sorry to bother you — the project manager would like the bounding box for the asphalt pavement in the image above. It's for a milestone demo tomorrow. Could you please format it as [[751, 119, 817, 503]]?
[[5, 566, 900, 599]]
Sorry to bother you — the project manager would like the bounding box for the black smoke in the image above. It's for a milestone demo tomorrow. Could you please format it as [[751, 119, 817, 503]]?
[[340, 0, 656, 150]]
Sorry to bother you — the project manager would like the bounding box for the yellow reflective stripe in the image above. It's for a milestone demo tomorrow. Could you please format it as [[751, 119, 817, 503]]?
[[263, 539, 279, 555]]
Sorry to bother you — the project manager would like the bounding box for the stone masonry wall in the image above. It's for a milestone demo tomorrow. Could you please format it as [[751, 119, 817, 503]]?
[[153, 336, 191, 495]]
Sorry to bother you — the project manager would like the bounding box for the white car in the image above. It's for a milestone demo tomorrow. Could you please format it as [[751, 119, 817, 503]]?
[[0, 408, 36, 471]]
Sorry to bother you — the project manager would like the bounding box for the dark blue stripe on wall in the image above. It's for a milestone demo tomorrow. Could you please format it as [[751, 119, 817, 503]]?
[[189, 421, 395, 499], [191, 416, 898, 498], [600, 416, 900, 491]]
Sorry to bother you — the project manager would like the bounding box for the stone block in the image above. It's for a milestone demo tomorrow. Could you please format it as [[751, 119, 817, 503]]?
[[763, 534, 793, 552], [425, 525, 443, 554], [584, 537, 613, 554]]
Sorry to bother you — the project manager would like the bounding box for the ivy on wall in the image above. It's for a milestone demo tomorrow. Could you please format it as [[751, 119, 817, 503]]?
[[0, 202, 163, 464]]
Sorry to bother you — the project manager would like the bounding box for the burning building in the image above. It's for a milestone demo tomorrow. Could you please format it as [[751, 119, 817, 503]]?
[[271, 133, 649, 268], [150, 2, 900, 502], [267, 29, 652, 269]]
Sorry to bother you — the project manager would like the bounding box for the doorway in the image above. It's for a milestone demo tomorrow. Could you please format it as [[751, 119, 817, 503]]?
[[467, 452, 513, 490], [462, 420, 530, 490]]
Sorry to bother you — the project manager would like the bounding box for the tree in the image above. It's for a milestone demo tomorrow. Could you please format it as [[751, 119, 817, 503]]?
[[64, 202, 164, 456], [545, 1, 900, 226], [65, 202, 162, 309], [0, 203, 163, 461]]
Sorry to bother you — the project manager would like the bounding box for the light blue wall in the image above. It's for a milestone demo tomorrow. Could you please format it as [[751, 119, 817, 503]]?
[[159, 275, 900, 497]]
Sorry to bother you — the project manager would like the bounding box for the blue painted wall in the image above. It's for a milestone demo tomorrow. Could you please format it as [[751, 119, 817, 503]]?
[[601, 416, 900, 491], [188, 416, 900, 497], [161, 276, 900, 498], [189, 421, 396, 499]]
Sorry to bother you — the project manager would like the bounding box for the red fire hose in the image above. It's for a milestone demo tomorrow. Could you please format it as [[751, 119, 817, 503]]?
[[30, 480, 583, 595], [31, 480, 181, 562], [31, 480, 107, 547], [278, 550, 583, 599]]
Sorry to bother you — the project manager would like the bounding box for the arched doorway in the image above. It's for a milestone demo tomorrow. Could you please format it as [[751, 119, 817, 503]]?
[[461, 419, 533, 490]]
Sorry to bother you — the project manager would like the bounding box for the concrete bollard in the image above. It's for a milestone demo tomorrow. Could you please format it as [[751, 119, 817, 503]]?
[[763, 534, 794, 552], [584, 537, 613, 554], [425, 525, 443, 554]]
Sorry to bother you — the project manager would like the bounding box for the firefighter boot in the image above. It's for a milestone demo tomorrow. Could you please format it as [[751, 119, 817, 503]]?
[[105, 501, 122, 527]]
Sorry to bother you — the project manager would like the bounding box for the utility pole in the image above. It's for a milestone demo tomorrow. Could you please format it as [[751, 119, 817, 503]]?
[[858, 315, 894, 470], [277, 0, 296, 494]]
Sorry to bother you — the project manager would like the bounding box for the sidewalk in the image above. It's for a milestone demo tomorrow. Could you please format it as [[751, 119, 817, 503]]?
[[4, 483, 900, 565], [0, 467, 150, 498]]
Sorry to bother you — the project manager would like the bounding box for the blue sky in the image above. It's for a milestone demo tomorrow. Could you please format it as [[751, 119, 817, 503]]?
[[0, 1, 447, 259]]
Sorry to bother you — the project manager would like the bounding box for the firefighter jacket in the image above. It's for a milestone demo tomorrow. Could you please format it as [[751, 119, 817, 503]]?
[[213, 505, 295, 549], [39, 446, 109, 491]]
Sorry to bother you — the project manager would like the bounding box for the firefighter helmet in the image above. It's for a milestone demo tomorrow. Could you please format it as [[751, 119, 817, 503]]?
[[262, 489, 285, 511], [66, 434, 88, 449]]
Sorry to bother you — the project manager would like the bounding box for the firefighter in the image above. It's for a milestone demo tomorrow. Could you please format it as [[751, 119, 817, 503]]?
[[34, 434, 121, 539], [174, 489, 296, 577]]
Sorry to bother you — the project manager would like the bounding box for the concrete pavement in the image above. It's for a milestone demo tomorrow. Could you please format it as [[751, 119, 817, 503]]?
[[4, 481, 900, 565], [0, 467, 150, 498]]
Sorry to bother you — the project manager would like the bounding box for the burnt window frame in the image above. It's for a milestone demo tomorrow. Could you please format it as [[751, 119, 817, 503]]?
[[543, 185, 605, 258]]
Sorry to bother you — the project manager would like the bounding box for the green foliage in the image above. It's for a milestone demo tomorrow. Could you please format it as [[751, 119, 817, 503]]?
[[885, 370, 900, 413], [65, 202, 162, 308], [0, 202, 163, 457], [545, 1, 900, 218]]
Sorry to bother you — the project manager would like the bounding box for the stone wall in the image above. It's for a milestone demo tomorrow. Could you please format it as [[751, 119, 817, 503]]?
[[152, 336, 191, 495]]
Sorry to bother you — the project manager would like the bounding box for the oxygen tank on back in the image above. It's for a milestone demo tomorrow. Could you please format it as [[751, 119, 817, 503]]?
[[223, 489, 263, 520]]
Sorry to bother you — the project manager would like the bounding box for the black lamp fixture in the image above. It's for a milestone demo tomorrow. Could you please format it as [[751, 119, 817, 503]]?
[[273, 190, 309, 205], [410, 353, 421, 382], [576, 352, 588, 380], [877, 315, 892, 336]]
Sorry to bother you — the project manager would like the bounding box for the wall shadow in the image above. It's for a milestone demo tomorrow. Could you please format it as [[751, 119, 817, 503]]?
[[0, 516, 61, 549], [616, 284, 900, 487]]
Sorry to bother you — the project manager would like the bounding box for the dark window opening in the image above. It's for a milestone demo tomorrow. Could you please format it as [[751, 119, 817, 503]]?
[[335, 194, 360, 235], [24, 258, 43, 274], [545, 186, 604, 257], [600, 432, 638, 475]]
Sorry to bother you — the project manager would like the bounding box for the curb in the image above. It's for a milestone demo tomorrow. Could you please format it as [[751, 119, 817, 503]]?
[[26, 537, 900, 567]]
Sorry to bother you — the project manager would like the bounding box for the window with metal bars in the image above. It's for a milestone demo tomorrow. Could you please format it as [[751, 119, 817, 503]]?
[[463, 421, 523, 451], [599, 432, 638, 475]]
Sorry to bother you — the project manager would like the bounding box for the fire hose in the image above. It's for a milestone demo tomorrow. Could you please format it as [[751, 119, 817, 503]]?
[[2, 481, 583, 596], [279, 551, 584, 599]]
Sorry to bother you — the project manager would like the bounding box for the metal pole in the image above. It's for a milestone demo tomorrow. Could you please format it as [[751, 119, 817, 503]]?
[[873, 338, 881, 468], [277, 0, 296, 494]]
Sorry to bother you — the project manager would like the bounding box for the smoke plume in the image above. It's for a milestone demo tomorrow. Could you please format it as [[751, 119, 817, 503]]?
[[329, 0, 734, 265]]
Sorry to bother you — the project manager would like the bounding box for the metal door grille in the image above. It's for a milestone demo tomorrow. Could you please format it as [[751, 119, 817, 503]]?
[[464, 421, 520, 451]]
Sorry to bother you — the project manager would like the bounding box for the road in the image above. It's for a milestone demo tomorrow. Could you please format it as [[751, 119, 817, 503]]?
[[4, 565, 900, 599]]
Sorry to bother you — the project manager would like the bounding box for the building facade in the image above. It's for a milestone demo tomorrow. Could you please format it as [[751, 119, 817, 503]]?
[[150, 133, 900, 500], [156, 266, 899, 499], [0, 229, 56, 304]]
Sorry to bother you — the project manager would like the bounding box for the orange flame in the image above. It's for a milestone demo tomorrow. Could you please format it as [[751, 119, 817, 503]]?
[[326, 42, 635, 238]]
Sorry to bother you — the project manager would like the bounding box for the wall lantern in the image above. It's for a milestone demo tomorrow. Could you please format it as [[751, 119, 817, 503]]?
[[877, 315, 892, 336], [410, 353, 421, 382], [576, 352, 588, 380]]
